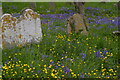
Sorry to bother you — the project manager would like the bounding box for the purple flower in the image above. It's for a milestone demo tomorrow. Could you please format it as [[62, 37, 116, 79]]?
[[13, 57, 17, 59], [42, 55, 48, 59], [61, 63, 64, 66], [103, 50, 108, 56], [63, 66, 70, 73], [80, 53, 86, 59], [13, 57, 18, 61], [37, 70, 40, 74], [0, 65, 3, 71], [66, 58, 71, 61], [12, 13, 20, 18], [108, 26, 115, 28], [95, 50, 104, 58], [41, 20, 48, 24], [55, 65, 59, 68], [95, 50, 101, 58], [11, 5, 16, 9], [80, 73, 84, 78], [50, 61, 54, 64], [30, 64, 33, 67], [86, 7, 92, 10], [61, 54, 66, 56]]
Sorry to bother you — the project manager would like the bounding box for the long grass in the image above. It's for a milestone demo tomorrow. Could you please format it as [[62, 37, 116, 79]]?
[[1, 2, 119, 79]]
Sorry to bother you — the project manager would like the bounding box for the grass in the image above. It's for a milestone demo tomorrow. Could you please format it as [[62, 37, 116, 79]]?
[[0, 2, 1, 7], [0, 48, 2, 79], [1, 2, 119, 79]]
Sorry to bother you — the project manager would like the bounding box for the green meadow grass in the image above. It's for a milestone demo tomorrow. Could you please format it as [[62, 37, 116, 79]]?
[[2, 2, 118, 14], [2, 2, 119, 78], [0, 48, 2, 79], [0, 2, 2, 7]]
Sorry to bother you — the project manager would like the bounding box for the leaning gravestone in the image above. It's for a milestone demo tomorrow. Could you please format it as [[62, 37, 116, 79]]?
[[1, 9, 42, 49], [67, 13, 88, 35]]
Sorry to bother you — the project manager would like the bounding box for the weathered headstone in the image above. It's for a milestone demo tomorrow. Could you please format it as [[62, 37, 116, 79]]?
[[66, 13, 88, 35], [0, 2, 2, 79], [0, 5, 3, 49], [1, 14, 18, 48], [1, 9, 42, 49]]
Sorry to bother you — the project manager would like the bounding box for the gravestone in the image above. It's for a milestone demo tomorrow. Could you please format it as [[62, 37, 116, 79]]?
[[1, 9, 42, 49], [66, 13, 88, 35], [0, 3, 2, 79], [0, 5, 2, 49]]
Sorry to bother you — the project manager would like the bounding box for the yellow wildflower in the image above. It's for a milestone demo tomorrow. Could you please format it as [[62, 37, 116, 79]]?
[[24, 69, 27, 72], [52, 69, 55, 71], [44, 65, 47, 67], [49, 65, 52, 68], [37, 45, 40, 47], [72, 73, 76, 77], [61, 75, 64, 77], [28, 68, 32, 71], [65, 56, 67, 58], [100, 52, 102, 54], [27, 76, 30, 78], [93, 73, 97, 75], [102, 73, 105, 76], [50, 60, 53, 62], [67, 39, 70, 41], [70, 69, 72, 72], [86, 38, 88, 40], [12, 74, 15, 76], [102, 69, 106, 72], [61, 66, 64, 68], [33, 67, 35, 69], [60, 70, 62, 72], [24, 64, 27, 66], [77, 42, 80, 43], [88, 73, 91, 76], [51, 73, 54, 77], [109, 69, 113, 72], [71, 72, 74, 74]]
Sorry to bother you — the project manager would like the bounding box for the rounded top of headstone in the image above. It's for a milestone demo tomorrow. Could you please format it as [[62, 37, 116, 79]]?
[[1, 14, 12, 19], [22, 8, 39, 19], [1, 14, 12, 22], [1, 13, 17, 25], [25, 8, 33, 12]]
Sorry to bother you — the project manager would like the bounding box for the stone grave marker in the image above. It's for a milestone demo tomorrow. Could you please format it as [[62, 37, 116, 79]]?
[[1, 9, 42, 49], [67, 13, 88, 35], [0, 4, 2, 49]]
